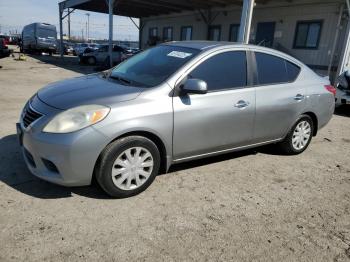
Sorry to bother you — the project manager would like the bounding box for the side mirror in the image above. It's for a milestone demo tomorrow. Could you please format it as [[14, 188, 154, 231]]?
[[181, 78, 208, 95]]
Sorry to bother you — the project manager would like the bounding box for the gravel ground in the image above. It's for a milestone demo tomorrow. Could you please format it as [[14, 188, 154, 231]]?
[[0, 51, 350, 262]]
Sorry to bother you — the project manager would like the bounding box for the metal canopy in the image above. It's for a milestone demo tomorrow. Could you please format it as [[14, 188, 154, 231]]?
[[59, 0, 260, 18], [58, 0, 256, 66]]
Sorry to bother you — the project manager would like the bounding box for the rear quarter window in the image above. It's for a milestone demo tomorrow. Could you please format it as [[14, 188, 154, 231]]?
[[286, 61, 301, 81], [255, 52, 300, 85]]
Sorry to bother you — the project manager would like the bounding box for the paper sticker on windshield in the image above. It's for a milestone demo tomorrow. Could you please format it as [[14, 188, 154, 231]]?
[[167, 51, 192, 59]]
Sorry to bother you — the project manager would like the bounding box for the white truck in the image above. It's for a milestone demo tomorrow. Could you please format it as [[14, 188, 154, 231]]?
[[21, 23, 57, 55]]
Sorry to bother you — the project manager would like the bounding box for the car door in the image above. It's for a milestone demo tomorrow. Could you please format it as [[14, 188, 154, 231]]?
[[172, 50, 256, 161], [252, 51, 305, 143]]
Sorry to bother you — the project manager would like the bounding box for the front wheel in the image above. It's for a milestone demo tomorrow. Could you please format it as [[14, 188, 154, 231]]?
[[277, 115, 314, 155], [95, 136, 160, 198]]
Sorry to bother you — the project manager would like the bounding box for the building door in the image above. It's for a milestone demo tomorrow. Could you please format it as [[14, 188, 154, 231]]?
[[209, 25, 221, 41], [255, 22, 276, 47]]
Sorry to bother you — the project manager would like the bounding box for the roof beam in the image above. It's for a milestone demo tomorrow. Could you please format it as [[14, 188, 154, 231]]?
[[59, 0, 90, 10], [58, 0, 252, 17], [129, 0, 186, 11]]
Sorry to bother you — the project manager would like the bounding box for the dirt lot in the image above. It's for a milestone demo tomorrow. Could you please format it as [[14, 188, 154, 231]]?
[[0, 50, 350, 262]]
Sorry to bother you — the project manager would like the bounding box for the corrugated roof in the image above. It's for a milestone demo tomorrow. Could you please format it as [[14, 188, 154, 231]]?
[[59, 0, 259, 18]]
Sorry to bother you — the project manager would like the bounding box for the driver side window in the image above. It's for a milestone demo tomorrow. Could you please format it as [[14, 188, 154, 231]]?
[[189, 51, 247, 91]]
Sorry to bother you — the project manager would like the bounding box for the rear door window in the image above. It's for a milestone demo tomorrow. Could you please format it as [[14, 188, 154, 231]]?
[[189, 51, 247, 91], [254, 52, 300, 85]]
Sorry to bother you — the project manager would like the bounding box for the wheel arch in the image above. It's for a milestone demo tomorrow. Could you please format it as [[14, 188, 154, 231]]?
[[302, 111, 318, 136], [93, 130, 169, 181]]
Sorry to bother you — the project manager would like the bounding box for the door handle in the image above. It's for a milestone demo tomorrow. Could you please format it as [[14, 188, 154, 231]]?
[[294, 94, 305, 101], [234, 100, 250, 109]]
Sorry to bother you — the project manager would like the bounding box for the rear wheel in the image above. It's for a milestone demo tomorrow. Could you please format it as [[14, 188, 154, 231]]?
[[96, 136, 160, 198], [278, 115, 313, 155]]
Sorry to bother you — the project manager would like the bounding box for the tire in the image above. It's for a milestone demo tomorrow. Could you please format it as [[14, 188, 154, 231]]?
[[95, 136, 161, 198], [277, 115, 314, 155], [87, 56, 96, 65]]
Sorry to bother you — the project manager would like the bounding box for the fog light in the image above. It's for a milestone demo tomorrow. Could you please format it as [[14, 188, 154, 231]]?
[[42, 158, 59, 174]]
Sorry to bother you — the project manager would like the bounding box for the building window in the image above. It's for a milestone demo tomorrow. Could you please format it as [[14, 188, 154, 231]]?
[[229, 24, 240, 42], [209, 25, 221, 41], [163, 27, 173, 41], [181, 26, 192, 41], [293, 21, 322, 49], [149, 27, 158, 38]]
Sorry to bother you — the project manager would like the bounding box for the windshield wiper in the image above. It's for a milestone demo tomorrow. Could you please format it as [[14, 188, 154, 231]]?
[[109, 75, 132, 85]]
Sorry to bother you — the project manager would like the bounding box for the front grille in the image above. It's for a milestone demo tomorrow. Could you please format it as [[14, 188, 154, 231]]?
[[22, 104, 43, 128]]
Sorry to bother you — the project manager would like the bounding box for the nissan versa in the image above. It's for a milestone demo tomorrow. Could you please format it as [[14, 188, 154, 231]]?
[[17, 41, 335, 198]]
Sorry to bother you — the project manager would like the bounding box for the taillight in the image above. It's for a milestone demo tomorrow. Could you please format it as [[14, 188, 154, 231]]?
[[325, 85, 336, 96]]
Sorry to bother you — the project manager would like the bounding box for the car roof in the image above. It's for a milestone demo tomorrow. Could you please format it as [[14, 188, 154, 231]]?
[[163, 41, 304, 66], [163, 41, 282, 53], [163, 41, 250, 50]]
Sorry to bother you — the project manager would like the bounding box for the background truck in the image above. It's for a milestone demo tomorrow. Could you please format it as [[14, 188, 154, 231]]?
[[21, 23, 57, 55]]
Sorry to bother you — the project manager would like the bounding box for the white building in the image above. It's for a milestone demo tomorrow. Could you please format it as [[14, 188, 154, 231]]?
[[59, 0, 350, 81], [140, 0, 350, 82]]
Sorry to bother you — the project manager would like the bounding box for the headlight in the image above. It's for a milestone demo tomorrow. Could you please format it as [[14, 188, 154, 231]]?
[[43, 105, 110, 133]]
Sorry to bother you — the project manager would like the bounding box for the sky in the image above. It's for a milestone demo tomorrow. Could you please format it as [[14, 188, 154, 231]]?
[[0, 0, 139, 41]]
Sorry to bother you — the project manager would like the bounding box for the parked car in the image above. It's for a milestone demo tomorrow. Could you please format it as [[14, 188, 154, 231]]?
[[73, 43, 99, 56], [9, 35, 20, 45], [21, 23, 57, 55], [0, 35, 10, 45], [79, 44, 127, 65], [17, 41, 335, 198], [73, 43, 88, 56], [336, 70, 350, 107], [0, 37, 11, 58], [57, 42, 76, 55], [66, 43, 75, 55]]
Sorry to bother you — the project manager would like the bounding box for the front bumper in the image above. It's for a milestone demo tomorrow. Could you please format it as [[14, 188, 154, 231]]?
[[36, 42, 56, 50], [17, 97, 109, 187]]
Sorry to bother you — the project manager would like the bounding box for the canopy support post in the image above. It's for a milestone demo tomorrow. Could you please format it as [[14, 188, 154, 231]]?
[[59, 3, 64, 58], [238, 0, 254, 44], [108, 0, 115, 68]]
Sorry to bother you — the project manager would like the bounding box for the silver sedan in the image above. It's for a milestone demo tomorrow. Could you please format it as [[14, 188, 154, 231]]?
[[17, 41, 335, 198]]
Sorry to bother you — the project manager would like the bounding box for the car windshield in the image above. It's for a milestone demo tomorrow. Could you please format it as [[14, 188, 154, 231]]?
[[37, 28, 56, 39], [109, 45, 200, 87]]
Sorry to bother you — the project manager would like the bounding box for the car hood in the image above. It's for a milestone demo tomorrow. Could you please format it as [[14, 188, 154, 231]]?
[[37, 74, 143, 110]]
